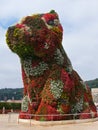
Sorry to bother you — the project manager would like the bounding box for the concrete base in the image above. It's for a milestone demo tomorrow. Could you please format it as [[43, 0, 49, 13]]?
[[18, 118, 98, 126]]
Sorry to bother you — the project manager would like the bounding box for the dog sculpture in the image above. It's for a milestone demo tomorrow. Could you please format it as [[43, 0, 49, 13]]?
[[6, 10, 97, 121]]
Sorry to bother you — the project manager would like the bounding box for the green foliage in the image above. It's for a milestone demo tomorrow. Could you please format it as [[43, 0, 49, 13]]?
[[0, 88, 23, 101], [0, 102, 21, 110], [85, 78, 98, 88], [40, 117, 46, 121]]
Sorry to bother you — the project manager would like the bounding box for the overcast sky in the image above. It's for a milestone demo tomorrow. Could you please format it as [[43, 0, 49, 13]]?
[[0, 0, 98, 89]]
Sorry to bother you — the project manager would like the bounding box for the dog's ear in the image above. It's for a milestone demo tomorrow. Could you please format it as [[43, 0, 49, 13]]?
[[49, 10, 57, 14], [49, 10, 58, 17]]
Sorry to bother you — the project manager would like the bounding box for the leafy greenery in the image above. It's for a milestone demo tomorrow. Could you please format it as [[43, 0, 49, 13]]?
[[85, 78, 98, 88], [0, 88, 23, 101], [0, 102, 21, 110]]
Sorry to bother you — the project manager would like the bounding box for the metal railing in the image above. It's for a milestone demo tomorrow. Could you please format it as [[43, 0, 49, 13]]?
[[7, 111, 98, 126]]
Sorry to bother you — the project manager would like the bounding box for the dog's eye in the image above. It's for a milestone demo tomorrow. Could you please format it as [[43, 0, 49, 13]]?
[[47, 19, 60, 26], [47, 20, 54, 26]]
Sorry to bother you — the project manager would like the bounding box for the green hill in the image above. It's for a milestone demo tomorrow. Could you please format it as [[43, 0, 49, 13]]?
[[85, 78, 98, 88], [0, 88, 23, 101]]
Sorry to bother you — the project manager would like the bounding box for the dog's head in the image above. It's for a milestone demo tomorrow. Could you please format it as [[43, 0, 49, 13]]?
[[6, 10, 63, 59]]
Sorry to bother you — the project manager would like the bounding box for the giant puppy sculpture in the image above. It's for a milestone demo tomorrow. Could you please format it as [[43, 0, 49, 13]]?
[[6, 10, 97, 121]]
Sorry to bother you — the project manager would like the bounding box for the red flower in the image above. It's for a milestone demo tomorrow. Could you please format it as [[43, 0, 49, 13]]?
[[89, 105, 97, 118], [19, 111, 31, 119], [42, 13, 57, 22], [60, 104, 70, 113], [16, 23, 25, 28], [79, 109, 91, 119], [84, 93, 89, 102], [58, 24, 63, 32], [31, 80, 37, 88], [61, 69, 74, 92]]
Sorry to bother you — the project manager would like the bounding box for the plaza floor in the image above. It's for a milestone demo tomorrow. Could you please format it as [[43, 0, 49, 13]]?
[[0, 114, 98, 130]]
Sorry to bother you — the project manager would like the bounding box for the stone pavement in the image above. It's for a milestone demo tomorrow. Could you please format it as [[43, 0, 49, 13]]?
[[0, 114, 98, 130]]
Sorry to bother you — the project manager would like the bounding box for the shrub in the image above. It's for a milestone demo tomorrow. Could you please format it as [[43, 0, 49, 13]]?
[[0, 102, 21, 110]]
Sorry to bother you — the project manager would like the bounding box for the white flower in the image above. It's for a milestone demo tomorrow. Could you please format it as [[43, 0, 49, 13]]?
[[80, 81, 87, 90], [44, 42, 49, 49], [22, 59, 49, 77], [21, 95, 30, 112], [54, 19, 60, 26], [50, 80, 64, 99], [54, 48, 64, 65], [17, 24, 32, 36], [41, 17, 52, 29], [71, 98, 83, 113]]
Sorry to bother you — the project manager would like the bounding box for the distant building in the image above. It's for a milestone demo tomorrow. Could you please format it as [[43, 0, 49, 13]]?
[[91, 88, 98, 106], [6, 99, 22, 103]]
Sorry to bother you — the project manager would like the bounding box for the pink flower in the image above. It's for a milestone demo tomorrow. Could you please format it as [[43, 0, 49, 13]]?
[[42, 13, 57, 22], [16, 24, 25, 28]]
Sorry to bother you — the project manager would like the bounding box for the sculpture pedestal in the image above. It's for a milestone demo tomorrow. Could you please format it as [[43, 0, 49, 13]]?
[[18, 117, 98, 126]]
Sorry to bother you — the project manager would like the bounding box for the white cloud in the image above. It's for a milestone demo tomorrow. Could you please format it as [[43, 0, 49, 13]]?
[[63, 12, 98, 80], [0, 27, 22, 88], [0, 0, 67, 19], [0, 27, 6, 43], [0, 40, 23, 88], [62, 0, 98, 22]]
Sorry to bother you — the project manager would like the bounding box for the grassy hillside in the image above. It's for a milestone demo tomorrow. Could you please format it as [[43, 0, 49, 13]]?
[[0, 88, 23, 101], [85, 78, 98, 88]]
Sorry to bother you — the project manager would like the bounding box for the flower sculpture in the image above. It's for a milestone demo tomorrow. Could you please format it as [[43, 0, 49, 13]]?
[[6, 10, 97, 121]]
